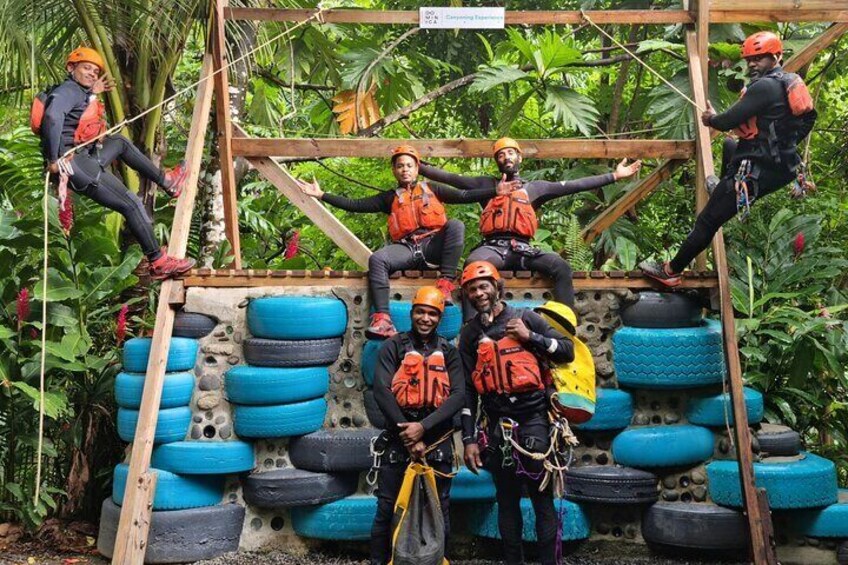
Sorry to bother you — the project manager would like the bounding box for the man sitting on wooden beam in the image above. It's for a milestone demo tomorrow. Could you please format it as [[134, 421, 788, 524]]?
[[420, 137, 640, 318], [298, 145, 496, 339], [640, 31, 817, 287]]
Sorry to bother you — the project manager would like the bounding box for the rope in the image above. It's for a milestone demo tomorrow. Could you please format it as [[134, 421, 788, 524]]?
[[579, 10, 703, 112], [31, 4, 328, 507]]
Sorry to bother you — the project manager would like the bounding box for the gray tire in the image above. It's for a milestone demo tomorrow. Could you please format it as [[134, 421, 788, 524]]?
[[756, 423, 801, 457], [565, 465, 659, 504], [173, 311, 218, 338], [288, 428, 381, 472], [621, 292, 703, 328], [243, 337, 342, 367], [242, 468, 358, 508], [642, 502, 748, 551]]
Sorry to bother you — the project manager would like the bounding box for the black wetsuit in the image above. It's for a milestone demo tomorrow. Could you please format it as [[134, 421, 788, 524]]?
[[458, 304, 573, 565], [370, 330, 465, 565]]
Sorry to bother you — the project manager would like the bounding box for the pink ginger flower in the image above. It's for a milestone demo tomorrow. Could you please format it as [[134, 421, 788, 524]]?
[[284, 230, 301, 259], [793, 232, 805, 258], [16, 288, 30, 331], [59, 195, 74, 236], [116, 304, 128, 346]]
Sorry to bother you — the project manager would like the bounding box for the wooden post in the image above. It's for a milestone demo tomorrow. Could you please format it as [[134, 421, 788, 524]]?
[[687, 30, 778, 565], [784, 23, 848, 73], [688, 0, 710, 270], [111, 55, 216, 565], [212, 0, 242, 269]]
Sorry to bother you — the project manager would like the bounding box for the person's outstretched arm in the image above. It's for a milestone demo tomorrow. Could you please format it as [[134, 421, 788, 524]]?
[[298, 178, 392, 213], [528, 159, 642, 207], [419, 163, 495, 191], [428, 180, 497, 205]]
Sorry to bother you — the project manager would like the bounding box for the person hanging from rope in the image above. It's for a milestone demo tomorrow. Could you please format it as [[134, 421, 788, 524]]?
[[368, 286, 465, 565], [640, 31, 817, 287], [458, 261, 574, 565], [298, 145, 497, 339], [32, 47, 195, 279], [419, 138, 641, 317]]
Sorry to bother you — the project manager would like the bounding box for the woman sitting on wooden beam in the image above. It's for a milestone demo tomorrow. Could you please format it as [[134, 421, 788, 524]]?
[[298, 145, 496, 339]]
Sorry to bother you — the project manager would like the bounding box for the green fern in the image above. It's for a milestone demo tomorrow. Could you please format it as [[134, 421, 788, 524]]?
[[560, 214, 593, 271]]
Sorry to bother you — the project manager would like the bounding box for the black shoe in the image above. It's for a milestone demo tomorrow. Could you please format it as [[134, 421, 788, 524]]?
[[639, 260, 682, 288]]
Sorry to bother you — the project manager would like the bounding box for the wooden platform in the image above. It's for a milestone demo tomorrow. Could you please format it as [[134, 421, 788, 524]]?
[[183, 269, 718, 289]]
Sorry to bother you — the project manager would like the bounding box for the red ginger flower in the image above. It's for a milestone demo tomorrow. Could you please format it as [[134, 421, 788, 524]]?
[[793, 232, 805, 258], [284, 230, 300, 259], [59, 195, 74, 236], [16, 288, 30, 331], [116, 304, 128, 346]]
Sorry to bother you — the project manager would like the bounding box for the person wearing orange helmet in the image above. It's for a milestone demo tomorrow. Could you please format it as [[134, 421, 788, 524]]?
[[641, 30, 817, 287], [457, 261, 573, 565], [419, 137, 641, 314], [369, 286, 465, 565], [34, 47, 194, 279], [299, 145, 497, 338]]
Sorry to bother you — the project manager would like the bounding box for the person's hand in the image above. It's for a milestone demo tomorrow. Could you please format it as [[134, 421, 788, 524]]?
[[48, 162, 59, 174], [298, 177, 323, 199], [464, 443, 483, 474], [91, 73, 116, 95], [409, 441, 426, 461], [398, 422, 424, 446], [613, 158, 642, 181], [505, 318, 532, 343], [701, 101, 717, 127], [496, 173, 521, 196]]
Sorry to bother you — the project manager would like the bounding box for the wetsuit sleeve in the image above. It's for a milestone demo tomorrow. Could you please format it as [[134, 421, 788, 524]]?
[[373, 338, 408, 427], [797, 108, 817, 141], [321, 191, 393, 213], [419, 164, 495, 191], [526, 174, 617, 207], [41, 85, 78, 162], [522, 310, 574, 364], [429, 181, 497, 204], [708, 79, 780, 131], [420, 344, 466, 432], [458, 325, 480, 444]]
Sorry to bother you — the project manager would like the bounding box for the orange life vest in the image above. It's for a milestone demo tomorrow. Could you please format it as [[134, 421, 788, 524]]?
[[733, 72, 814, 140], [387, 182, 447, 242], [391, 335, 450, 409], [472, 335, 545, 395], [31, 89, 107, 145], [479, 188, 538, 239]]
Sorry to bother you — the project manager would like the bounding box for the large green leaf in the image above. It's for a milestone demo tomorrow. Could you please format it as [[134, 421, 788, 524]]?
[[534, 30, 583, 78], [9, 381, 69, 419], [646, 69, 694, 139], [496, 89, 535, 135], [543, 86, 599, 137], [34, 268, 83, 302], [469, 65, 530, 94], [81, 247, 143, 303]]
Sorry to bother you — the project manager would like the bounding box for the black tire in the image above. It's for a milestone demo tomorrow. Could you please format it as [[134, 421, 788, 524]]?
[[288, 428, 381, 472], [173, 311, 218, 338], [621, 291, 702, 328], [565, 465, 659, 504], [242, 468, 358, 508], [97, 498, 244, 563], [642, 502, 749, 551], [838, 540, 848, 565], [756, 423, 801, 457], [363, 390, 385, 429], [243, 337, 343, 368]]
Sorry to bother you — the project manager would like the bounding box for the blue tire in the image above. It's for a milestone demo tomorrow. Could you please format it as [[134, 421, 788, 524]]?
[[510, 300, 544, 310], [151, 440, 254, 475], [114, 371, 194, 409], [707, 452, 838, 509], [612, 425, 714, 468], [247, 296, 347, 339], [388, 301, 462, 339], [290, 495, 377, 540], [686, 387, 764, 427], [450, 467, 496, 502], [122, 337, 199, 373], [233, 398, 327, 438], [112, 464, 224, 510], [117, 406, 191, 444], [467, 498, 590, 541], [225, 366, 329, 405], [613, 319, 726, 389], [792, 490, 848, 537], [361, 339, 384, 387], [574, 388, 633, 431]]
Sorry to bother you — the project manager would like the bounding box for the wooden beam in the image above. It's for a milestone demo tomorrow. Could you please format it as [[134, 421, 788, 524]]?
[[687, 30, 778, 565], [231, 138, 695, 159], [687, 12, 710, 270], [581, 160, 684, 243], [111, 55, 216, 565], [234, 126, 372, 269], [710, 10, 848, 22], [784, 23, 848, 73], [212, 0, 242, 269]]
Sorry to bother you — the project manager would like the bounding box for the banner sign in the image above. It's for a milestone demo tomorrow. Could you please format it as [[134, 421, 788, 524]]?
[[419, 7, 506, 29]]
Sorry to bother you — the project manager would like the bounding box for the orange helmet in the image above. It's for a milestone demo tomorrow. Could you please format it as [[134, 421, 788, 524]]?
[[391, 145, 420, 164], [741, 32, 782, 59], [461, 261, 501, 287], [412, 286, 445, 313], [67, 47, 105, 71], [492, 137, 521, 157]]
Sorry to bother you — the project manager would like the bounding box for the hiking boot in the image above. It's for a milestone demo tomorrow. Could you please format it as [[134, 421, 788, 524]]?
[[149, 249, 196, 280], [435, 277, 456, 305], [706, 174, 720, 195], [639, 260, 682, 288], [162, 161, 189, 199], [366, 312, 397, 340]]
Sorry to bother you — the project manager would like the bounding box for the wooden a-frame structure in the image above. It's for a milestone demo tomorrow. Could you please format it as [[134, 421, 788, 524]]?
[[110, 2, 848, 563]]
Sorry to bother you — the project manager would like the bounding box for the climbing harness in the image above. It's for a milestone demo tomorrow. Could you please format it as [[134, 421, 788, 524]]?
[[368, 429, 457, 485], [734, 159, 755, 222]]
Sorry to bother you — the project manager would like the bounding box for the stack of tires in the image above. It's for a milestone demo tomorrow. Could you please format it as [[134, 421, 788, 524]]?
[[100, 312, 248, 563], [228, 296, 346, 438], [361, 299, 463, 429]]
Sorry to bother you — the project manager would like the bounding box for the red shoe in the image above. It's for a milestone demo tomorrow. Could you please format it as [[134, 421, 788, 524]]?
[[366, 312, 397, 340], [639, 260, 682, 288], [149, 249, 196, 280], [435, 277, 456, 304], [162, 161, 188, 199]]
